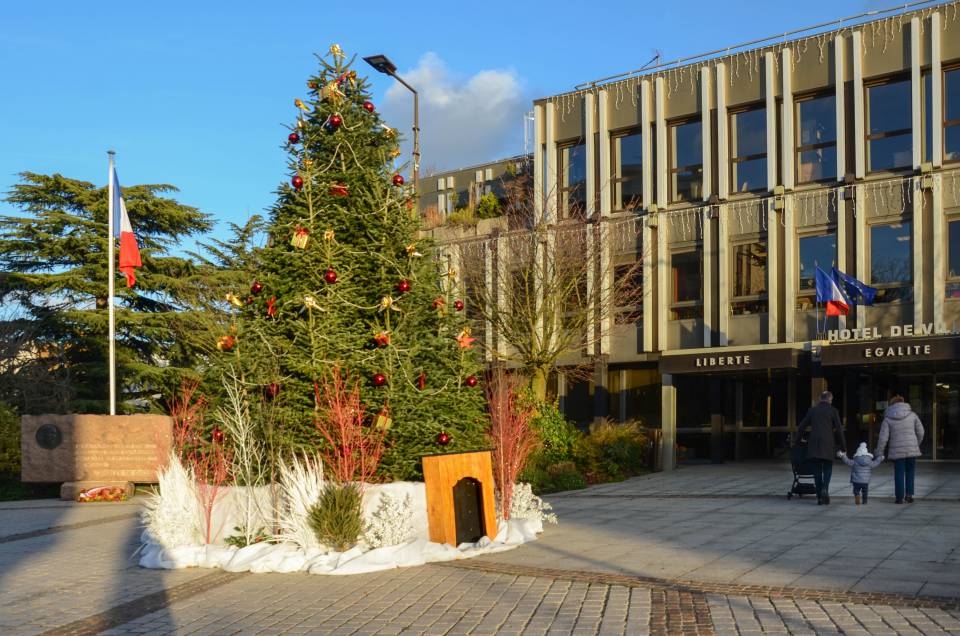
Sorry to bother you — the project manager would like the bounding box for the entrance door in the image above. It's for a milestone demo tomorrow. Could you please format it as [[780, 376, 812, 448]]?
[[856, 373, 933, 459], [935, 375, 960, 460]]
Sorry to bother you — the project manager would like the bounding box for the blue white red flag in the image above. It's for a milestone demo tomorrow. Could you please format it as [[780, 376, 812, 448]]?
[[815, 266, 849, 316], [832, 267, 877, 306], [112, 169, 141, 287]]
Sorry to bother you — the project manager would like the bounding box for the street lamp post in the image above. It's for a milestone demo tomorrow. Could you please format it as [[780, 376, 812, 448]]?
[[363, 54, 420, 199]]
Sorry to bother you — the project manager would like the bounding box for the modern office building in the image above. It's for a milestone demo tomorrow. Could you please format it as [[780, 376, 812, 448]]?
[[425, 1, 960, 467]]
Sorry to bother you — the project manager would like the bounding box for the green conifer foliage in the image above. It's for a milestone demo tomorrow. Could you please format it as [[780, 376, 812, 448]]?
[[0, 173, 212, 413], [222, 48, 488, 479]]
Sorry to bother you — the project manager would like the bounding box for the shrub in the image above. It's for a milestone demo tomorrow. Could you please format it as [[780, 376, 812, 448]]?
[[447, 207, 476, 227], [476, 193, 502, 219], [574, 420, 649, 483], [0, 402, 19, 478], [530, 401, 581, 466], [308, 483, 364, 552], [545, 462, 588, 492]]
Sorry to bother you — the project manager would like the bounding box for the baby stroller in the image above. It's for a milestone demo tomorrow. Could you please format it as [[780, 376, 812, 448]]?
[[787, 440, 818, 499]]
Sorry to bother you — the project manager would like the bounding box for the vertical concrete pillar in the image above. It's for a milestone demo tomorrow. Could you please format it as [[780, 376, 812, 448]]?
[[716, 63, 729, 200], [835, 35, 847, 181], [932, 12, 944, 167], [534, 104, 544, 219], [769, 199, 781, 343], [661, 373, 677, 471], [913, 182, 924, 327], [598, 89, 612, 216], [702, 207, 714, 347], [643, 221, 655, 352], [933, 177, 945, 331], [837, 196, 848, 332], [657, 220, 669, 351], [585, 92, 597, 216], [593, 354, 609, 426], [911, 17, 922, 171], [701, 67, 712, 201], [656, 77, 667, 210], [545, 102, 557, 224], [781, 48, 794, 190], [853, 30, 865, 179], [765, 52, 777, 192], [641, 80, 653, 210], [718, 204, 729, 346], [855, 185, 867, 327]]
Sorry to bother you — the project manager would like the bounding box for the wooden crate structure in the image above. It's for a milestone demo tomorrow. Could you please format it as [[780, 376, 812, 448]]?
[[421, 450, 498, 546]]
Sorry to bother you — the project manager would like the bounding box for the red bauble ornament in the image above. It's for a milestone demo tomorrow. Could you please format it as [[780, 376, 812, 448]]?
[[266, 382, 280, 399], [436, 431, 451, 446], [212, 428, 225, 443], [431, 297, 445, 310], [250, 280, 264, 295], [329, 114, 343, 128], [330, 183, 349, 197], [453, 300, 464, 311], [363, 101, 375, 112], [266, 296, 277, 318], [397, 279, 411, 293], [372, 373, 387, 387], [324, 269, 338, 284], [465, 375, 478, 388], [392, 174, 405, 187], [288, 132, 300, 144], [291, 175, 304, 191]]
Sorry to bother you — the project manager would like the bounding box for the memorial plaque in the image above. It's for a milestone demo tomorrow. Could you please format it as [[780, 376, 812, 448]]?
[[21, 414, 173, 484]]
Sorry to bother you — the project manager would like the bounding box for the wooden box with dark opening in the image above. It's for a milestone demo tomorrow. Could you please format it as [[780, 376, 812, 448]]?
[[421, 449, 498, 546]]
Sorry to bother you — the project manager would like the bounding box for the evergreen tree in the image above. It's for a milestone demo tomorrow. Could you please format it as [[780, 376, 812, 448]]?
[[0, 172, 212, 413], [220, 47, 488, 479]]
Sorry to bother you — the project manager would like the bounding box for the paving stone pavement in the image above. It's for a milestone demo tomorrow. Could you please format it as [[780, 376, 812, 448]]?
[[1, 462, 959, 635]]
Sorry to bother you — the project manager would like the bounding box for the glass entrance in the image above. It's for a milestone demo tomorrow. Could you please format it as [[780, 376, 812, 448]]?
[[935, 375, 960, 460], [853, 372, 933, 459]]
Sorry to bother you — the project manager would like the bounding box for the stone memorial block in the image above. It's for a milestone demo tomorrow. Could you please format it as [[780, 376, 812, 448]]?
[[21, 414, 173, 487]]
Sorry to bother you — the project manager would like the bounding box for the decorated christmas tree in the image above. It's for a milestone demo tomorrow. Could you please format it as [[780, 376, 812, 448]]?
[[217, 46, 488, 480]]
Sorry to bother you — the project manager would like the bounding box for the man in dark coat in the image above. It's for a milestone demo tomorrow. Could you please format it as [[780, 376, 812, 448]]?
[[795, 390, 846, 505]]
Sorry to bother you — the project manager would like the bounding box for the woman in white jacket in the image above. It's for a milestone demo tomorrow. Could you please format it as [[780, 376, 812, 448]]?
[[875, 395, 925, 504]]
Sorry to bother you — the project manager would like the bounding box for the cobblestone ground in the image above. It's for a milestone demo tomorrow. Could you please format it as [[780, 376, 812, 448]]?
[[2, 464, 960, 635]]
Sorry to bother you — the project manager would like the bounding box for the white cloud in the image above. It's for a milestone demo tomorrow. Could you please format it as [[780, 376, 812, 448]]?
[[380, 53, 527, 174]]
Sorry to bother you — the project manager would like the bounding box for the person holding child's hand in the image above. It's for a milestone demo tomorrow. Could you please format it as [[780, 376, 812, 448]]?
[[840, 443, 884, 505]]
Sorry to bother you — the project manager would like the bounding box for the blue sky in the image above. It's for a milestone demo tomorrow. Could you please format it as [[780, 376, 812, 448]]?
[[1, 0, 880, 247]]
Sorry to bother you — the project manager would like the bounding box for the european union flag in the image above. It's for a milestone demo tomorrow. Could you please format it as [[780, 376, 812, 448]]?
[[832, 267, 877, 306]]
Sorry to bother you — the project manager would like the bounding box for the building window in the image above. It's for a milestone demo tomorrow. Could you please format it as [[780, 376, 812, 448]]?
[[731, 241, 768, 315], [558, 142, 587, 219], [796, 93, 837, 183], [669, 119, 703, 202], [948, 218, 960, 298], [729, 105, 767, 193], [796, 232, 837, 310], [612, 130, 643, 211], [946, 67, 960, 162], [866, 77, 912, 172], [670, 248, 703, 319], [614, 260, 643, 324], [870, 221, 912, 303]]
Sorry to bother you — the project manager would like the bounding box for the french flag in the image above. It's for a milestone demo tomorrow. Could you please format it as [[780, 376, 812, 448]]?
[[112, 169, 141, 287], [815, 266, 849, 316]]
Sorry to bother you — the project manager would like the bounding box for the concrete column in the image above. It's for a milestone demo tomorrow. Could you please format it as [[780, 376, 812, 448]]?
[[914, 181, 924, 327], [911, 17, 922, 171], [641, 80, 653, 210], [784, 198, 796, 342], [716, 63, 729, 199], [835, 35, 846, 181], [765, 52, 777, 191], [701, 67, 712, 201], [855, 185, 867, 327], [853, 30, 865, 179], [932, 12, 944, 167], [717, 204, 729, 345], [702, 207, 714, 346], [657, 220, 669, 351], [534, 104, 544, 219], [768, 199, 780, 343], [837, 197, 848, 332], [642, 221, 654, 351], [656, 77, 667, 209], [593, 355, 609, 425], [598, 89, 612, 216], [599, 223, 613, 356], [661, 373, 677, 471], [545, 102, 557, 223], [585, 92, 597, 216], [484, 241, 494, 362], [933, 176, 945, 331], [782, 48, 794, 190]]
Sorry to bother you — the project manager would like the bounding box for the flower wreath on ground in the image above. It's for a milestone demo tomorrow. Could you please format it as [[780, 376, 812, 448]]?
[[138, 452, 556, 576]]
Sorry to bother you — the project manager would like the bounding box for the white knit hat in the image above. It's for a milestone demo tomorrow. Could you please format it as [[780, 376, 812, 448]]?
[[854, 442, 873, 458]]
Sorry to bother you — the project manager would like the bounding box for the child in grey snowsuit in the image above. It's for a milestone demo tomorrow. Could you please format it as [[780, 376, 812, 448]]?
[[839, 442, 884, 505]]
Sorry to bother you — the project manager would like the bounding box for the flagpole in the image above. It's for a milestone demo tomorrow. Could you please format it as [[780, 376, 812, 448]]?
[[107, 150, 116, 416]]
